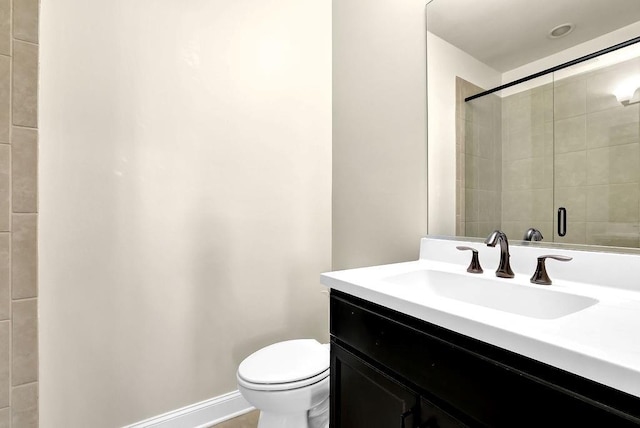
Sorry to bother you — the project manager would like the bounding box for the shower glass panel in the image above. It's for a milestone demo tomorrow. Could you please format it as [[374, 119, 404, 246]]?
[[499, 74, 555, 242], [460, 74, 554, 242], [459, 41, 640, 248], [552, 48, 640, 247]]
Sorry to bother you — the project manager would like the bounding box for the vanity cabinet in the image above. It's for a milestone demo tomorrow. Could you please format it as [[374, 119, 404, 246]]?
[[332, 343, 464, 427], [329, 290, 640, 427]]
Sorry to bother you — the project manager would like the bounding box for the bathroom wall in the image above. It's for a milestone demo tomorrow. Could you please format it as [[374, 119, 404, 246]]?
[[39, 1, 331, 427], [0, 0, 40, 426], [332, 0, 428, 269]]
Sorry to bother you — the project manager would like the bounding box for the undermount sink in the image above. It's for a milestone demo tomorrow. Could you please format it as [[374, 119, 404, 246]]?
[[384, 269, 599, 320]]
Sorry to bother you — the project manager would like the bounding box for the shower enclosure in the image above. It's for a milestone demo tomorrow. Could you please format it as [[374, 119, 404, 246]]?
[[458, 40, 640, 248]]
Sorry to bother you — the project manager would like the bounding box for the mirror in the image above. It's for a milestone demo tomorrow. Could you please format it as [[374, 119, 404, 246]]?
[[426, 0, 640, 251]]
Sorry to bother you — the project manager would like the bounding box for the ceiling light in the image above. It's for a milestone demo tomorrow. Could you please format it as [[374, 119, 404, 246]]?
[[548, 23, 575, 39]]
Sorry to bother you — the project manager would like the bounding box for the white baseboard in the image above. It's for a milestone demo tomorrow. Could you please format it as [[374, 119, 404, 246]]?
[[124, 390, 255, 428]]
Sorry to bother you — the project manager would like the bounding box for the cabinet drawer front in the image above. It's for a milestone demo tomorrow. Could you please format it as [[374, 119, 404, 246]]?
[[330, 292, 640, 427]]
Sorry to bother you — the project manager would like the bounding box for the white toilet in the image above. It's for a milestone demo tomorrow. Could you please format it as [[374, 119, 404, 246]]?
[[236, 339, 330, 428]]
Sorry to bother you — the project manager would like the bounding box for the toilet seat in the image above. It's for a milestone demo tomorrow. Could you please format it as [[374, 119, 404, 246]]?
[[237, 339, 330, 392], [238, 367, 329, 391]]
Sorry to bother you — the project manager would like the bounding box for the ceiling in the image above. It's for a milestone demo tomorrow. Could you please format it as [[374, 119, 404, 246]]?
[[426, 0, 640, 72]]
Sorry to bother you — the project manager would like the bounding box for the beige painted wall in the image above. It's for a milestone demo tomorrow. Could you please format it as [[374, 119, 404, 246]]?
[[38, 0, 331, 426], [332, 0, 428, 270]]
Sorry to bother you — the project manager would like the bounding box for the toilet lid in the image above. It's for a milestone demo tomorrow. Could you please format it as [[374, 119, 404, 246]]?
[[237, 339, 329, 384]]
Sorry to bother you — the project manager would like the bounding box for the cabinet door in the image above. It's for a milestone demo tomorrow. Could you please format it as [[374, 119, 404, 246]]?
[[419, 397, 468, 428], [331, 342, 419, 428]]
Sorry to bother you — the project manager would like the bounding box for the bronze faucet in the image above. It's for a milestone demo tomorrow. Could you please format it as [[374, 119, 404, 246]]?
[[523, 227, 543, 241], [484, 230, 514, 278]]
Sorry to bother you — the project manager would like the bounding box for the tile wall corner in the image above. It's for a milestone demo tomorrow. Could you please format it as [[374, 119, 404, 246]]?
[[0, 0, 39, 425]]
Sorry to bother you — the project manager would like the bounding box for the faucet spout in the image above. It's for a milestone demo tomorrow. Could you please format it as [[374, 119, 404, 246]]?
[[484, 230, 515, 278], [523, 227, 543, 241]]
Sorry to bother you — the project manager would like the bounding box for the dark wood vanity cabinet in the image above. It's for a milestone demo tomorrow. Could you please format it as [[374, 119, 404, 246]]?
[[329, 290, 640, 428], [331, 343, 465, 428]]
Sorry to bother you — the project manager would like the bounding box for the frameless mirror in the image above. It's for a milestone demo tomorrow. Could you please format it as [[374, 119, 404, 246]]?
[[426, 0, 640, 251]]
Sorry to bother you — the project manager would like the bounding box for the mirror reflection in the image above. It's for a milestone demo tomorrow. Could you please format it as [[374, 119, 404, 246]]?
[[426, 0, 640, 249]]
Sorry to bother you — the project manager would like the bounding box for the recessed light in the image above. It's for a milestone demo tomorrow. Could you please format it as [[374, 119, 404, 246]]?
[[548, 23, 575, 39]]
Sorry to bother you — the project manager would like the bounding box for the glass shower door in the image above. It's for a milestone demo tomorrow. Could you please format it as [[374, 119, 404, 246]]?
[[552, 49, 640, 248]]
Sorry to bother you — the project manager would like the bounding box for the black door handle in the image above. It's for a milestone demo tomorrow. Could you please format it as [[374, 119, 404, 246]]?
[[558, 207, 567, 237]]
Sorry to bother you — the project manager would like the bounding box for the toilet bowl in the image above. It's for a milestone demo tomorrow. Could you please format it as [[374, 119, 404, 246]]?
[[237, 339, 330, 428]]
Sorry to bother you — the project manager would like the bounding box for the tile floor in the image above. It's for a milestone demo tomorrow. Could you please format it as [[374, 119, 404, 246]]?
[[211, 410, 259, 428]]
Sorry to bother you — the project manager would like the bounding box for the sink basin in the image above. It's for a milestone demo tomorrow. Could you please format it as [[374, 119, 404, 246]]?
[[384, 270, 598, 319]]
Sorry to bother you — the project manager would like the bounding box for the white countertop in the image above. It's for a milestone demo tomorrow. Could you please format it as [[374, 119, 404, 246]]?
[[321, 237, 640, 398]]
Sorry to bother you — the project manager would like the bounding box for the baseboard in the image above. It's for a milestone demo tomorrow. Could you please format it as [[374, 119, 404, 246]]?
[[124, 390, 255, 428]]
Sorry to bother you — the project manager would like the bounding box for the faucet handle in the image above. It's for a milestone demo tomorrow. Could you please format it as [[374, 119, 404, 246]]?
[[530, 255, 572, 285], [456, 246, 483, 274]]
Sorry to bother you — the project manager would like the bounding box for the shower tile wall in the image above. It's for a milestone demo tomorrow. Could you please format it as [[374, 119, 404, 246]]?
[[0, 0, 39, 426], [456, 77, 502, 237], [553, 58, 640, 247], [500, 83, 554, 241]]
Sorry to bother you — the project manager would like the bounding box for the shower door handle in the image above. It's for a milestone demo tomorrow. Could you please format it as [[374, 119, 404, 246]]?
[[558, 207, 567, 237]]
